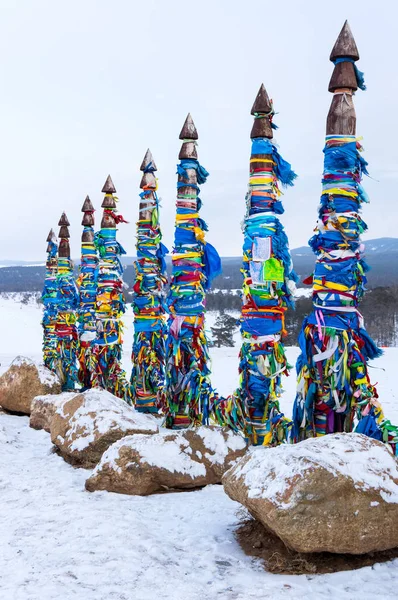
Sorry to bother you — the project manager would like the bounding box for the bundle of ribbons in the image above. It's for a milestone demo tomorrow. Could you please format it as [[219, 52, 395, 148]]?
[[131, 150, 169, 412], [92, 176, 130, 401], [41, 229, 59, 372], [164, 115, 221, 429], [76, 196, 98, 389], [213, 86, 297, 446], [55, 214, 79, 391]]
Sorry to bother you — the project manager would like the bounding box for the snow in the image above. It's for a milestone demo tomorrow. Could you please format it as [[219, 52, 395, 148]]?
[[232, 434, 398, 508], [1, 414, 398, 599], [196, 426, 246, 465], [1, 294, 398, 597], [37, 363, 59, 387], [96, 432, 206, 478], [55, 389, 158, 452]]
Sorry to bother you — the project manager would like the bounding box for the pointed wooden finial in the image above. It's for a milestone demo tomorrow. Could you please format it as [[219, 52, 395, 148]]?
[[46, 228, 55, 243], [81, 195, 94, 212], [251, 84, 272, 115], [330, 20, 359, 61], [58, 212, 70, 227], [102, 175, 116, 194], [250, 84, 273, 139], [179, 113, 198, 140], [140, 148, 157, 172]]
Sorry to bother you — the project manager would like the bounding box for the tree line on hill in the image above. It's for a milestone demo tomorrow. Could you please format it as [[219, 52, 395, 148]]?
[[208, 287, 398, 348]]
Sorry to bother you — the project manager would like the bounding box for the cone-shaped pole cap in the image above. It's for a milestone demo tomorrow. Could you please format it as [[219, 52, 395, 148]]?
[[140, 148, 157, 172], [251, 84, 272, 115], [81, 195, 94, 212], [330, 20, 359, 61], [179, 113, 198, 140], [46, 228, 55, 243], [101, 195, 117, 209], [58, 212, 70, 227], [82, 212, 95, 227], [102, 175, 117, 194], [58, 225, 70, 239]]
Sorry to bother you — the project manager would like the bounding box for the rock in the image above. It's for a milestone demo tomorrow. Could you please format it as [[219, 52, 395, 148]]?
[[30, 392, 77, 432], [222, 433, 398, 555], [50, 388, 159, 467], [0, 356, 61, 415], [86, 426, 247, 495]]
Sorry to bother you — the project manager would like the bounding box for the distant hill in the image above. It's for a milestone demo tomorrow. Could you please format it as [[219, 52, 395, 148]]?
[[1, 237, 397, 292]]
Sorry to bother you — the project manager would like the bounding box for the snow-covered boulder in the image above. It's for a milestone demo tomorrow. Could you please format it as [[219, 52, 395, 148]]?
[[30, 392, 77, 432], [223, 433, 398, 555], [0, 356, 61, 415], [85, 426, 247, 495], [50, 388, 159, 467]]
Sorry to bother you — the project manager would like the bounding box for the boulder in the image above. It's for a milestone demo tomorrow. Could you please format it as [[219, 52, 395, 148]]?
[[86, 426, 247, 495], [30, 392, 77, 432], [50, 388, 159, 467], [222, 433, 398, 555], [0, 356, 61, 415]]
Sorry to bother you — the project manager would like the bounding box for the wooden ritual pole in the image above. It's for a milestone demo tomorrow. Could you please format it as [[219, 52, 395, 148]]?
[[41, 228, 59, 372], [55, 213, 79, 390], [164, 114, 221, 429], [292, 22, 397, 451], [77, 195, 98, 389], [92, 176, 130, 400], [131, 149, 168, 412], [213, 85, 297, 445]]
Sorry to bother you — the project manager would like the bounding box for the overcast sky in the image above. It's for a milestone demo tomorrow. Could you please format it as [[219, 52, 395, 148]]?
[[1, 0, 397, 261]]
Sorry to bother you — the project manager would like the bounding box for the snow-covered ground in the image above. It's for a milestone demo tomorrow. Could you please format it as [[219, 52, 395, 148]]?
[[1, 293, 398, 599]]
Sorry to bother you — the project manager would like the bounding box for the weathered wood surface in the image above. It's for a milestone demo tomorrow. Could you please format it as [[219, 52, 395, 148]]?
[[251, 83, 272, 115], [179, 113, 198, 140], [58, 238, 70, 258], [81, 195, 94, 212], [327, 92, 356, 136], [82, 212, 95, 227], [58, 212, 70, 226], [101, 174, 117, 194], [140, 172, 157, 190], [330, 20, 359, 61], [140, 148, 157, 171], [327, 22, 360, 136], [329, 62, 357, 92]]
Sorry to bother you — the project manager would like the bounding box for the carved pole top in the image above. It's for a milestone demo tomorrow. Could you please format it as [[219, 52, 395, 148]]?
[[58, 212, 70, 227], [179, 113, 198, 140], [140, 148, 157, 172], [330, 20, 360, 62], [251, 83, 272, 115], [101, 174, 117, 194], [81, 195, 94, 212], [58, 214, 71, 258], [250, 83, 273, 140]]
